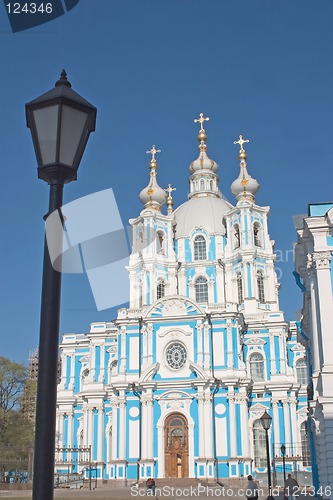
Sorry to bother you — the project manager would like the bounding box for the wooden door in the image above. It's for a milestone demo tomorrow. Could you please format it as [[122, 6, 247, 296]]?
[[164, 413, 189, 478]]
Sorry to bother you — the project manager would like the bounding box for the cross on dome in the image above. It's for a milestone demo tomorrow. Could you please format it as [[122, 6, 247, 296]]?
[[233, 135, 249, 152], [146, 145, 161, 161], [165, 184, 176, 196], [194, 113, 209, 131]]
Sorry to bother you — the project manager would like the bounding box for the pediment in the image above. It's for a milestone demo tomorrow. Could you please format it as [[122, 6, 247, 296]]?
[[244, 337, 266, 346], [250, 403, 268, 413], [157, 390, 192, 400], [291, 343, 306, 352], [145, 295, 204, 318]]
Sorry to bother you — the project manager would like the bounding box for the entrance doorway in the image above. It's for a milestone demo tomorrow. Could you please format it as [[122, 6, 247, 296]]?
[[164, 413, 189, 478]]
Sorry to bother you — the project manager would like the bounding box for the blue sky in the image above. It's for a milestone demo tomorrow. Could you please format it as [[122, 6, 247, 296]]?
[[1, 1, 332, 364]]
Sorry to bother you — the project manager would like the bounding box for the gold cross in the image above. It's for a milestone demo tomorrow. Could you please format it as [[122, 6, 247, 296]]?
[[194, 113, 209, 131], [146, 145, 161, 161], [165, 184, 176, 196], [233, 135, 249, 152]]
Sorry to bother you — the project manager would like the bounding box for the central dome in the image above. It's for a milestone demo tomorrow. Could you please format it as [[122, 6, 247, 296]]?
[[173, 195, 233, 238]]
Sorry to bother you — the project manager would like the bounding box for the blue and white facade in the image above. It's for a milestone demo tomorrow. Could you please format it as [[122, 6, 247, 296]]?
[[56, 120, 310, 482], [294, 203, 333, 498]]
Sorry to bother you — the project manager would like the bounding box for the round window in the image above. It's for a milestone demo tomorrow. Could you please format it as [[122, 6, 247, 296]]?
[[165, 343, 187, 370]]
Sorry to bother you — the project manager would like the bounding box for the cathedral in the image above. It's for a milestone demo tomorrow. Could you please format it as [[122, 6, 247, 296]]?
[[55, 115, 310, 483]]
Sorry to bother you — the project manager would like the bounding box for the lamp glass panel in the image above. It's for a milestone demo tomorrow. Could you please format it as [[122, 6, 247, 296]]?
[[59, 105, 88, 166], [33, 105, 59, 165]]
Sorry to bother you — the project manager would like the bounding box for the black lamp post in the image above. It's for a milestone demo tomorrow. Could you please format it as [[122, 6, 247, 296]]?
[[260, 410, 274, 500], [281, 444, 286, 488], [26, 70, 96, 500]]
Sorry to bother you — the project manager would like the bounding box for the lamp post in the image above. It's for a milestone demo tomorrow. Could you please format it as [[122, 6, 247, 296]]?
[[281, 444, 286, 488], [26, 70, 96, 500], [260, 410, 274, 500]]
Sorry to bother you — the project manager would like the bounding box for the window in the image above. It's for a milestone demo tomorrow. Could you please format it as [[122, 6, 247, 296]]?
[[300, 421, 311, 466], [194, 235, 207, 260], [234, 224, 240, 249], [253, 223, 261, 247], [156, 231, 165, 255], [237, 272, 243, 303], [253, 420, 266, 467], [249, 352, 265, 381], [166, 343, 187, 370], [257, 271, 265, 303], [296, 358, 308, 385], [195, 276, 208, 303], [157, 279, 165, 300]]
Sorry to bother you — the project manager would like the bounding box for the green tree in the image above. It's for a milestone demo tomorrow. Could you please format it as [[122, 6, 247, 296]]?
[[0, 357, 34, 480]]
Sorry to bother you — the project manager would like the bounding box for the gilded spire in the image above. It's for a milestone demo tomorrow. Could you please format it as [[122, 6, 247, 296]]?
[[230, 134, 259, 203], [165, 184, 176, 215]]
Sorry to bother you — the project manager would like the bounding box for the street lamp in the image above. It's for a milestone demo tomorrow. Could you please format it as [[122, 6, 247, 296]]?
[[26, 70, 96, 500], [260, 410, 274, 500], [281, 444, 286, 488]]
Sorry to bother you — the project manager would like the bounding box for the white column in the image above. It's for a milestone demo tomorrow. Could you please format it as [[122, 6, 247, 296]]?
[[282, 399, 291, 446], [279, 332, 287, 374], [196, 321, 203, 367], [83, 408, 88, 445], [141, 399, 148, 459], [118, 395, 126, 460], [203, 321, 210, 371], [226, 320, 233, 368], [120, 327, 127, 375], [147, 323, 153, 366], [272, 401, 280, 445], [197, 390, 205, 457], [69, 353, 75, 389], [98, 407, 104, 461], [203, 394, 213, 458], [67, 412, 73, 447], [98, 345, 105, 383], [110, 399, 118, 460], [90, 346, 96, 382], [59, 352, 67, 389], [84, 407, 92, 446], [59, 413, 64, 446], [141, 325, 148, 370], [228, 390, 237, 457], [146, 395, 154, 460], [270, 334, 276, 375], [290, 400, 301, 456], [240, 395, 250, 458]]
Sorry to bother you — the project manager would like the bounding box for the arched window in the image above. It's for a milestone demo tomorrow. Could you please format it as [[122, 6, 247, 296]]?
[[157, 279, 165, 300], [156, 231, 165, 255], [257, 271, 265, 303], [253, 420, 266, 467], [210, 179, 214, 191], [200, 179, 205, 190], [194, 235, 207, 260], [249, 352, 265, 381], [296, 358, 308, 385], [237, 272, 243, 303], [234, 224, 240, 249], [253, 222, 262, 247], [195, 276, 208, 303], [300, 421, 311, 466]]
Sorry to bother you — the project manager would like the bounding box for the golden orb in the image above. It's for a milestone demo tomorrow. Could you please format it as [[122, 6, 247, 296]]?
[[197, 131, 207, 142], [238, 150, 247, 160]]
